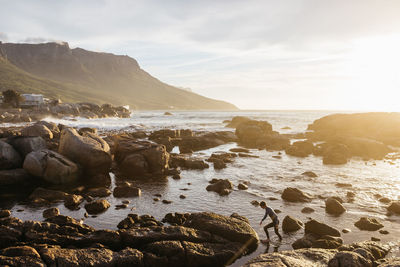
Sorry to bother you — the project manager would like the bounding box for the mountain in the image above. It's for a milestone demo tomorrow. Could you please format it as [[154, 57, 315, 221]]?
[[0, 42, 237, 110]]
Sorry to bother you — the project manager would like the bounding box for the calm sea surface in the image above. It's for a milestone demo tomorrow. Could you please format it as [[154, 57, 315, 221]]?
[[3, 110, 400, 265]]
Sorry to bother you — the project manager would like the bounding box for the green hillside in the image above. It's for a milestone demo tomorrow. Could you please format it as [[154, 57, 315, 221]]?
[[0, 42, 237, 110]]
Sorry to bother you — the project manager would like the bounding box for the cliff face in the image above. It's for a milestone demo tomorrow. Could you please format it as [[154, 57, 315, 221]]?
[[0, 42, 237, 110]]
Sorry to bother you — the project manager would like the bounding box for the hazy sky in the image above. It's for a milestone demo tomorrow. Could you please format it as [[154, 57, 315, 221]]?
[[1, 0, 400, 110]]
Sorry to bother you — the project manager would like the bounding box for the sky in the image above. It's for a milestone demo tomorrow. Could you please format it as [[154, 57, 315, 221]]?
[[1, 0, 400, 110]]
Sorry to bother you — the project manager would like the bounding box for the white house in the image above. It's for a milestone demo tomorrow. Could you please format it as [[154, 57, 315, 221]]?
[[21, 94, 44, 107]]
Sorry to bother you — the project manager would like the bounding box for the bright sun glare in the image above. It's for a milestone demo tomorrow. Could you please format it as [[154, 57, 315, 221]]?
[[344, 34, 400, 111]]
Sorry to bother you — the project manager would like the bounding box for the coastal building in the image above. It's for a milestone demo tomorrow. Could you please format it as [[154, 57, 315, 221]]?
[[21, 94, 44, 107]]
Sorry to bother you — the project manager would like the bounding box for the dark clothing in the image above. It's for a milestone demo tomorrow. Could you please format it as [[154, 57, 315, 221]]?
[[261, 207, 278, 223], [261, 207, 282, 240]]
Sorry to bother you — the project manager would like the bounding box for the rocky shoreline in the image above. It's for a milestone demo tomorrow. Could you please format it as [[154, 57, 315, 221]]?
[[0, 102, 131, 124], [1, 112, 400, 266]]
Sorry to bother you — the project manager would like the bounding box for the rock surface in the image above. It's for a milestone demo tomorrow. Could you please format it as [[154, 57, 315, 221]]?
[[23, 149, 79, 184], [244, 241, 389, 267], [281, 187, 312, 202], [325, 197, 346, 215], [282, 215, 303, 233], [354, 217, 384, 231], [59, 128, 111, 175], [114, 136, 169, 178], [0, 140, 22, 170]]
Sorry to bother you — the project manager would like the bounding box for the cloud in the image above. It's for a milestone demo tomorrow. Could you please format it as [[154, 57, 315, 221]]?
[[1, 0, 400, 110]]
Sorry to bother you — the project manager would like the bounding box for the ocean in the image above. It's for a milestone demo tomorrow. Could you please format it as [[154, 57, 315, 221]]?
[[3, 110, 400, 265]]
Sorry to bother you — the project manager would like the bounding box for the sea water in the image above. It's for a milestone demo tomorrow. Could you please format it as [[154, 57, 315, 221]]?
[[2, 110, 400, 265]]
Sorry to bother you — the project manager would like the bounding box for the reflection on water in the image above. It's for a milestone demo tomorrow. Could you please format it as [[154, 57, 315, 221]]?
[[2, 110, 400, 265]]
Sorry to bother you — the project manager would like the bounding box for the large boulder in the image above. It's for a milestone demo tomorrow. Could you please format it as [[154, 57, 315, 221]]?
[[114, 136, 169, 178], [281, 187, 312, 202], [225, 116, 251, 128], [23, 149, 80, 184], [328, 251, 373, 267], [59, 128, 111, 175], [235, 120, 273, 147], [282, 216, 303, 233], [305, 219, 341, 237], [325, 197, 346, 215], [7, 136, 47, 157], [21, 124, 53, 139], [183, 212, 259, 250], [354, 217, 384, 231], [308, 112, 400, 147], [0, 141, 22, 170]]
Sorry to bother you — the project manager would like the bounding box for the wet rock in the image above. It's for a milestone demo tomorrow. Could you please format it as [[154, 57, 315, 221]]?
[[325, 197, 346, 215], [302, 171, 317, 178], [23, 149, 80, 184], [0, 168, 32, 186], [387, 201, 400, 214], [87, 187, 111, 198], [285, 140, 314, 157], [251, 200, 259, 206], [354, 217, 384, 231], [118, 217, 135, 229], [379, 230, 389, 235], [282, 215, 303, 233], [238, 183, 248, 190], [8, 136, 47, 157], [336, 183, 352, 188], [0, 141, 22, 170], [59, 128, 111, 175], [84, 199, 110, 214], [43, 208, 60, 219], [342, 229, 351, 233], [0, 246, 44, 267], [206, 179, 233, 196], [328, 251, 373, 267], [0, 210, 11, 218], [21, 124, 53, 139], [179, 195, 186, 199], [281, 187, 312, 202], [114, 136, 169, 178], [29, 187, 69, 202], [246, 240, 388, 267], [305, 219, 341, 237], [162, 200, 172, 204], [64, 194, 84, 210], [184, 212, 259, 250], [178, 131, 237, 153], [301, 207, 315, 213], [169, 154, 209, 170], [244, 247, 336, 266], [113, 184, 141, 198], [39, 246, 143, 267]]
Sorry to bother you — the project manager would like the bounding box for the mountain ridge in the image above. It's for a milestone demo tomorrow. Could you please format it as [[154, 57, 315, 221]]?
[[0, 41, 237, 110]]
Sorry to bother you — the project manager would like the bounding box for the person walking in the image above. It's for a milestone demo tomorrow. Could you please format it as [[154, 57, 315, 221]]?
[[259, 201, 282, 242]]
